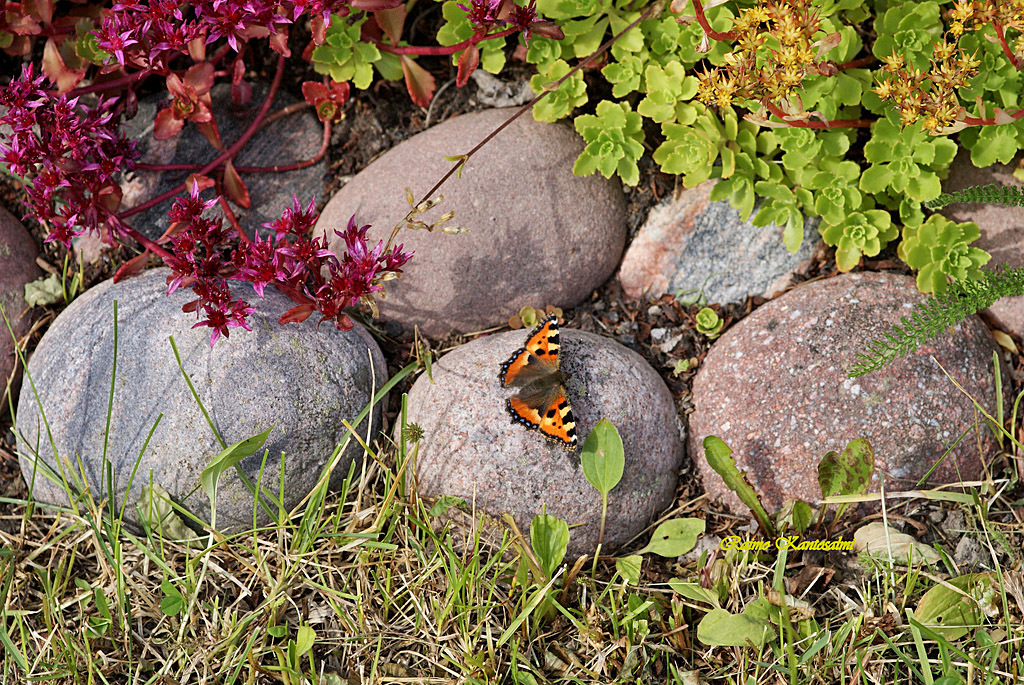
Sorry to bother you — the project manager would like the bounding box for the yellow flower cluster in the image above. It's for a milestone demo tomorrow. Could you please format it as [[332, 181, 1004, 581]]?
[[873, 40, 980, 131], [695, 0, 829, 110], [873, 0, 1023, 132]]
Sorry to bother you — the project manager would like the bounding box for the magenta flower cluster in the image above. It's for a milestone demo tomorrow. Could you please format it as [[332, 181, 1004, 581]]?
[[456, 0, 556, 42], [163, 185, 412, 345], [0, 65, 139, 248], [95, 0, 367, 69]]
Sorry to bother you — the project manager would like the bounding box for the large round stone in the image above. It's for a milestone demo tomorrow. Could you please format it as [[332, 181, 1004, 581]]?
[[404, 325, 684, 556], [689, 272, 1006, 514], [316, 107, 627, 339], [16, 268, 385, 532], [0, 207, 42, 411]]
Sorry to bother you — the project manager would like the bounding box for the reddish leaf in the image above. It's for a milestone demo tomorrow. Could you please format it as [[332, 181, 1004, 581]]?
[[269, 26, 290, 57], [181, 299, 199, 313], [279, 304, 314, 325], [184, 61, 214, 94], [456, 43, 479, 88], [310, 15, 327, 45], [26, 0, 54, 26], [153, 107, 184, 139], [185, 173, 216, 194], [528, 21, 564, 40], [97, 182, 122, 213], [114, 249, 150, 282], [335, 313, 354, 331], [374, 5, 406, 45], [223, 161, 251, 209], [232, 58, 253, 106], [188, 31, 206, 61], [196, 114, 223, 150], [124, 86, 138, 118], [302, 81, 328, 104], [42, 37, 86, 92], [401, 55, 435, 107]]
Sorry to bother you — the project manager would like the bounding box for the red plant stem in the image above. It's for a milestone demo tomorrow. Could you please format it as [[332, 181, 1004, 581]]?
[[763, 101, 872, 128], [134, 112, 329, 174], [237, 119, 330, 173], [368, 27, 518, 55], [66, 69, 153, 97], [117, 51, 287, 221], [993, 24, 1022, 67], [837, 56, 875, 70], [960, 108, 1024, 126], [105, 211, 175, 260], [217, 194, 248, 242], [689, 0, 737, 41]]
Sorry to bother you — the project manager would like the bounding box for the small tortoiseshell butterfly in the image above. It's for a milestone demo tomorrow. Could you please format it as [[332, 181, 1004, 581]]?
[[498, 316, 578, 450]]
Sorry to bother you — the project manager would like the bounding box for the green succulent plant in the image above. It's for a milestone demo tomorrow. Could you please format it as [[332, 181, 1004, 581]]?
[[695, 308, 724, 339], [897, 214, 991, 295], [530, 59, 587, 123], [573, 101, 645, 186], [820, 209, 897, 272]]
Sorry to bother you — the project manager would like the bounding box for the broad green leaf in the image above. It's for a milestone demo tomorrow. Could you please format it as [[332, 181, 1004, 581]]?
[[914, 573, 995, 640], [702, 436, 775, 536], [697, 604, 776, 647], [581, 418, 624, 496], [160, 579, 184, 617], [295, 625, 316, 656], [636, 518, 705, 557], [428, 495, 467, 517], [200, 427, 274, 505], [817, 437, 874, 520], [668, 579, 721, 608], [615, 555, 642, 585], [530, 514, 569, 579]]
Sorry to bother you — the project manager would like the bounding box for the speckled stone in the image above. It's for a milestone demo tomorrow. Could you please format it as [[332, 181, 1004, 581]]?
[[315, 107, 627, 339], [404, 326, 684, 556], [0, 207, 42, 410], [16, 268, 385, 532], [618, 181, 821, 304], [939, 151, 1024, 338], [120, 83, 327, 242], [689, 272, 1005, 515]]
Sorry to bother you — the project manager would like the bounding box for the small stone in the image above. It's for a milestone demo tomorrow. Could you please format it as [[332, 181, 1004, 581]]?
[[954, 535, 987, 570], [17, 268, 385, 532], [315, 107, 626, 338], [658, 333, 683, 355], [470, 70, 534, 108], [0, 207, 42, 410], [618, 181, 820, 304], [944, 509, 966, 533], [403, 326, 684, 556], [938, 151, 1024, 338], [650, 327, 668, 342], [648, 305, 663, 317], [689, 272, 1005, 515], [120, 83, 327, 242]]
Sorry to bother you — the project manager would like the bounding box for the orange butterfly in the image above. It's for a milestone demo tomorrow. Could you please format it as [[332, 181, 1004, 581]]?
[[498, 316, 578, 450]]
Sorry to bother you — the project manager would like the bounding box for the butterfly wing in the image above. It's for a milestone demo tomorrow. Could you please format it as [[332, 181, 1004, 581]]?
[[499, 316, 561, 387], [507, 390, 578, 450]]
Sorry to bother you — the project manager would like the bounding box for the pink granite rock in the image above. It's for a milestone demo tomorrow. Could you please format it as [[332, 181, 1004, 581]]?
[[618, 181, 820, 304], [0, 206, 42, 410], [315, 107, 627, 339], [938, 151, 1024, 338], [404, 326, 683, 556], [689, 272, 1005, 515]]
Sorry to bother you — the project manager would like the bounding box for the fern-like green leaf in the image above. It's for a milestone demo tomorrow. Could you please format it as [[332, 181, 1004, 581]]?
[[924, 184, 1024, 210], [847, 267, 1024, 378]]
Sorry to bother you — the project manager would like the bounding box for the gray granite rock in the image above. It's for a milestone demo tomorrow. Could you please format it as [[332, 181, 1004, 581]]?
[[939, 151, 1024, 338], [0, 207, 42, 412], [16, 268, 385, 532], [689, 272, 1005, 515], [121, 83, 327, 242], [404, 325, 684, 556], [316, 107, 627, 339], [618, 181, 821, 304]]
